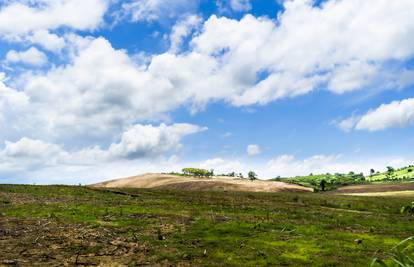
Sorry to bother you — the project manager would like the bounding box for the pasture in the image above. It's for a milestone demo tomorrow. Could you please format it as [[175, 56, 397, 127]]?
[[1, 184, 414, 266]]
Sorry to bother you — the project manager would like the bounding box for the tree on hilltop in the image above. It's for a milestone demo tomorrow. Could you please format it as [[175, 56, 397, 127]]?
[[248, 171, 258, 181]]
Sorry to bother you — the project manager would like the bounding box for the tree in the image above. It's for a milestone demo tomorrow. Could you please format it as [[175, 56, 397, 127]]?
[[386, 166, 395, 179], [182, 168, 211, 177], [370, 169, 375, 176], [387, 166, 395, 173], [248, 171, 258, 181], [320, 179, 327, 191]]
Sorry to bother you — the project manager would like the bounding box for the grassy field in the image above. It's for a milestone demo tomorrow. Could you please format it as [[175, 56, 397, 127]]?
[[1, 184, 414, 266]]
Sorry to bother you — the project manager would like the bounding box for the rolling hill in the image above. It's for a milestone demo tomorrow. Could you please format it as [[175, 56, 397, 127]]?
[[91, 173, 313, 193], [368, 166, 414, 181]]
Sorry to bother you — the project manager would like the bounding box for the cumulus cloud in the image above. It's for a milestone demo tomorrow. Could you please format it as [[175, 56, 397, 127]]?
[[2, 0, 414, 181], [0, 123, 205, 174], [27, 30, 65, 53], [5, 47, 48, 66], [18, 37, 179, 139], [0, 73, 28, 107], [108, 123, 207, 159], [339, 98, 414, 132], [247, 144, 261, 156], [4, 0, 414, 140], [0, 0, 109, 37], [192, 0, 414, 104], [0, 73, 28, 128]]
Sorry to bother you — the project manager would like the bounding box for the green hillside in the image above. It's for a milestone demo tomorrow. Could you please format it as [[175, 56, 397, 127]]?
[[368, 166, 414, 182], [275, 172, 365, 191], [278, 165, 414, 190]]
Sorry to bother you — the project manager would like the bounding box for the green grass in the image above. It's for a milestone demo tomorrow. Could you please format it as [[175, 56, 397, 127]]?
[[1, 184, 414, 266], [369, 166, 414, 182]]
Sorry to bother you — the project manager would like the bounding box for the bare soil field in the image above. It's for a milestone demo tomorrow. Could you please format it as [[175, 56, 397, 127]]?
[[334, 182, 414, 194], [91, 173, 313, 193]]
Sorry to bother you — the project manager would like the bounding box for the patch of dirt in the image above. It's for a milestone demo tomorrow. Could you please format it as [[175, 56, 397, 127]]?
[[0, 217, 151, 266], [334, 182, 414, 194], [319, 206, 373, 214], [91, 173, 313, 193]]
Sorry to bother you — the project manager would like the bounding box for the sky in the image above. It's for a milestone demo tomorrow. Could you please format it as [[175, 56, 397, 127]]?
[[1, 0, 414, 184]]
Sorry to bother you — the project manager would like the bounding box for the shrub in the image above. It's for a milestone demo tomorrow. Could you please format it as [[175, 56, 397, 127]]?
[[371, 237, 414, 267], [401, 202, 414, 216]]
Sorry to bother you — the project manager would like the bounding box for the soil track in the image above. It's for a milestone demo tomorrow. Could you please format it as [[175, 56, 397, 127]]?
[[91, 173, 312, 193]]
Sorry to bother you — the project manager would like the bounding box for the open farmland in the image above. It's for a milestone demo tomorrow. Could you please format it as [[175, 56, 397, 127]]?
[[1, 184, 414, 266]]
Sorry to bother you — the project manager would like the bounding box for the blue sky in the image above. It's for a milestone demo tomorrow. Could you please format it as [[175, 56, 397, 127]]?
[[1, 0, 414, 184]]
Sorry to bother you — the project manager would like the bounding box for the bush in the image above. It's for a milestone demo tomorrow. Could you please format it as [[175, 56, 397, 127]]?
[[371, 237, 414, 267], [401, 202, 414, 216]]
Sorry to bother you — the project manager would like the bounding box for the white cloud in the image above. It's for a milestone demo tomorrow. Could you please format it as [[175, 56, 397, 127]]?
[[247, 144, 261, 156], [0, 123, 205, 174], [5, 0, 414, 140], [0, 74, 29, 128], [339, 98, 414, 132], [2, 0, 414, 181], [0, 138, 66, 171], [108, 123, 207, 159], [0, 0, 109, 36], [190, 0, 414, 104], [120, 0, 199, 23], [27, 30, 65, 53], [18, 37, 176, 139], [229, 0, 252, 12], [169, 14, 202, 53], [5, 47, 47, 66], [0, 73, 28, 108], [328, 61, 378, 94]]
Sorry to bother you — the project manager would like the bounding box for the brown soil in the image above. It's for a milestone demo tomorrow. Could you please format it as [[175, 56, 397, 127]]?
[[0, 217, 150, 266], [91, 173, 313, 193], [334, 182, 414, 194]]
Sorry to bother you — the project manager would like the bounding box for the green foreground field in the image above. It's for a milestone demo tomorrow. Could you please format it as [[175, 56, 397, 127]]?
[[1, 185, 414, 266]]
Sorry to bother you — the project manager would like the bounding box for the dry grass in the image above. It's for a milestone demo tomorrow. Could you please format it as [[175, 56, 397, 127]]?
[[341, 190, 414, 197], [91, 173, 313, 193]]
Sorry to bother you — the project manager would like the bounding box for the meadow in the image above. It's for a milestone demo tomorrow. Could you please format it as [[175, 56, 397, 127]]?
[[1, 184, 414, 266]]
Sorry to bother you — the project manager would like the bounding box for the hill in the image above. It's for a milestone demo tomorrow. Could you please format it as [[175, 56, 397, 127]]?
[[368, 166, 414, 182], [91, 173, 313, 193], [277, 172, 365, 191]]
